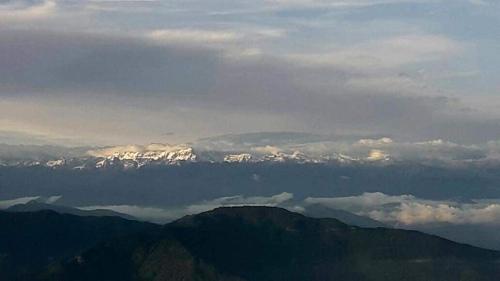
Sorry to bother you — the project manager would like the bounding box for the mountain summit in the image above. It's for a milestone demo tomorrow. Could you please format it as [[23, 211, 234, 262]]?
[[40, 206, 500, 281]]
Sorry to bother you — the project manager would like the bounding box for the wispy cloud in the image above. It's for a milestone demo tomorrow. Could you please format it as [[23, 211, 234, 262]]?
[[468, 0, 490, 6], [265, 0, 432, 8], [149, 29, 242, 44], [288, 35, 463, 70], [0, 196, 40, 209], [0, 195, 61, 209], [0, 0, 56, 22]]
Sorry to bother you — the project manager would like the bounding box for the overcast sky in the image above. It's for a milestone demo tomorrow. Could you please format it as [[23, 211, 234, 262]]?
[[0, 0, 499, 145]]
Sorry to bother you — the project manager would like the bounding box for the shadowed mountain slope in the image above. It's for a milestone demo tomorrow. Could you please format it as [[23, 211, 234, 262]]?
[[45, 206, 500, 281], [0, 210, 159, 281]]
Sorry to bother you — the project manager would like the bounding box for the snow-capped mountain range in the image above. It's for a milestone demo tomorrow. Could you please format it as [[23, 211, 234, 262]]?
[[88, 144, 198, 168], [0, 142, 391, 169], [2, 132, 489, 169]]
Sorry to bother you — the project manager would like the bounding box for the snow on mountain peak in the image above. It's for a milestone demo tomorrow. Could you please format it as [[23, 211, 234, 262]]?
[[224, 153, 252, 163], [45, 159, 66, 168], [87, 144, 197, 167], [366, 149, 390, 161]]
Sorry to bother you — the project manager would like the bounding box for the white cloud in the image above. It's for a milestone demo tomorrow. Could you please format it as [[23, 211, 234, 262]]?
[[79, 192, 294, 223], [222, 136, 485, 162], [468, 0, 490, 6], [149, 29, 242, 44], [306, 192, 500, 225], [345, 75, 429, 95], [357, 137, 394, 146], [295, 137, 485, 162], [148, 27, 286, 47], [45, 195, 62, 204], [0, 196, 40, 209], [186, 192, 294, 214], [366, 149, 390, 161], [265, 0, 431, 8], [252, 145, 283, 155], [0, 195, 62, 209], [306, 192, 417, 211], [87, 144, 191, 157]]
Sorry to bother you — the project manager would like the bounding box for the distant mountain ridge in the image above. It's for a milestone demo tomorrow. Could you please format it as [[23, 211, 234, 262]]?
[[0, 131, 493, 169], [6, 200, 136, 220], [0, 143, 389, 170]]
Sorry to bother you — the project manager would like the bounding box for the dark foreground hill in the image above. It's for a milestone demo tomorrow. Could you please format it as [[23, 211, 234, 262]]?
[[39, 206, 500, 281], [0, 210, 159, 280]]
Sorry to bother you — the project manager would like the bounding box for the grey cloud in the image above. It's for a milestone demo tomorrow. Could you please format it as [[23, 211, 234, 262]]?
[[0, 29, 220, 97], [0, 130, 93, 147], [1, 28, 500, 143], [0, 142, 89, 162], [416, 118, 500, 144]]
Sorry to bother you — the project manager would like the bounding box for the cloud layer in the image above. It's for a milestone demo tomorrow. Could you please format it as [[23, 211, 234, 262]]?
[[80, 192, 294, 223], [6, 191, 500, 226], [0, 195, 61, 209], [78, 190, 500, 226], [195, 134, 489, 163], [306, 192, 500, 225]]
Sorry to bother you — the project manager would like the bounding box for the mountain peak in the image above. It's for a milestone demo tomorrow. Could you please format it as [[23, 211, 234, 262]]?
[[87, 143, 197, 168], [172, 206, 348, 231]]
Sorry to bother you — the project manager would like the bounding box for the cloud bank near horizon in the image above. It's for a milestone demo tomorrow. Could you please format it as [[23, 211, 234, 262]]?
[[78, 191, 500, 226], [5, 190, 500, 226], [306, 192, 500, 225]]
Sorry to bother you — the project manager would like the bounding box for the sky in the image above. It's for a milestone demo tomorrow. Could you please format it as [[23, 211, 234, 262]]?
[[0, 0, 499, 146]]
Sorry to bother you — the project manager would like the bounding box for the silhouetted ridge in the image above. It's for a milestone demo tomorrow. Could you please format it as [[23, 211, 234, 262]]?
[[6, 200, 136, 220], [172, 206, 348, 229], [3, 207, 500, 281], [0, 210, 159, 280]]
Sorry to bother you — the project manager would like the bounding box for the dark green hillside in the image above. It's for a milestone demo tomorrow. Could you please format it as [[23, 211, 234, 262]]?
[[45, 207, 500, 281], [0, 210, 159, 281]]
